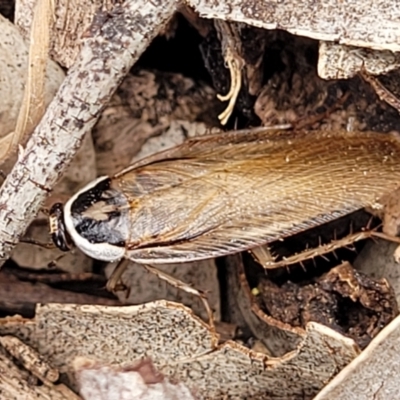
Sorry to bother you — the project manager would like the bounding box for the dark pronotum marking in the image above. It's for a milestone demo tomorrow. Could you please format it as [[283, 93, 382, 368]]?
[[70, 178, 129, 246]]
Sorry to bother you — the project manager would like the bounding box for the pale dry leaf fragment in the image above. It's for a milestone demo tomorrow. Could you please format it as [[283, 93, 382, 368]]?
[[190, 0, 400, 52], [314, 314, 400, 400], [165, 322, 359, 399], [14, 302, 217, 391], [74, 357, 197, 400], [0, 301, 360, 398], [0, 12, 64, 163], [318, 42, 400, 79]]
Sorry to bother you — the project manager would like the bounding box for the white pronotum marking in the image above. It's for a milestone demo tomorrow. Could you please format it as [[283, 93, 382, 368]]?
[[63, 176, 126, 262]]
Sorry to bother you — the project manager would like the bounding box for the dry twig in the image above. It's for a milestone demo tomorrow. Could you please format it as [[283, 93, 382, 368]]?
[[0, 0, 177, 265]]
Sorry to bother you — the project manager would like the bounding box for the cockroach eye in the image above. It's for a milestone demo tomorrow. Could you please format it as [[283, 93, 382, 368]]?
[[49, 203, 73, 252]]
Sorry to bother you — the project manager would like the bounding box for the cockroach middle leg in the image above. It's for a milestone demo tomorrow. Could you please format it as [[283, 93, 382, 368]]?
[[106, 260, 215, 329], [142, 264, 215, 329]]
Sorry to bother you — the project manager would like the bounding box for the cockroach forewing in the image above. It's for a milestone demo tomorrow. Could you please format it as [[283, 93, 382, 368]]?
[[111, 130, 400, 264], [114, 127, 290, 176]]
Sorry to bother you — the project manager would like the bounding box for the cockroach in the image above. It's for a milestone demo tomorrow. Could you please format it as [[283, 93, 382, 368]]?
[[49, 128, 400, 268]]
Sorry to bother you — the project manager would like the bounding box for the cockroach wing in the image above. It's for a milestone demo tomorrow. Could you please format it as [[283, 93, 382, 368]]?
[[111, 130, 400, 264]]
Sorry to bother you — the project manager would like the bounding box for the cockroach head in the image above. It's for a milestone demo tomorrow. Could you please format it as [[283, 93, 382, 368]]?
[[49, 203, 73, 252]]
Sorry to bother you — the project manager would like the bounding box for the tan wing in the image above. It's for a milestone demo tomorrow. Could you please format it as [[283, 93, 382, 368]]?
[[110, 130, 400, 264], [114, 127, 294, 174]]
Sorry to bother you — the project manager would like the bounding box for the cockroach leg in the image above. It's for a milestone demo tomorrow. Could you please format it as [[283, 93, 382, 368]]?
[[257, 228, 381, 270], [141, 264, 215, 329], [20, 237, 56, 249], [107, 259, 215, 327], [47, 253, 68, 268], [370, 231, 400, 244], [106, 258, 130, 293], [360, 68, 400, 113], [250, 246, 276, 267]]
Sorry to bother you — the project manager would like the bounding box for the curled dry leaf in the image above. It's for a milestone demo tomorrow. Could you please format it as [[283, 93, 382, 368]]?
[[74, 357, 197, 400], [0, 335, 59, 383], [0, 341, 79, 400], [0, 301, 359, 399]]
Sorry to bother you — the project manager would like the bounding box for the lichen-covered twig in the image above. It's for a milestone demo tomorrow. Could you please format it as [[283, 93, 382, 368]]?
[[0, 0, 177, 264]]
